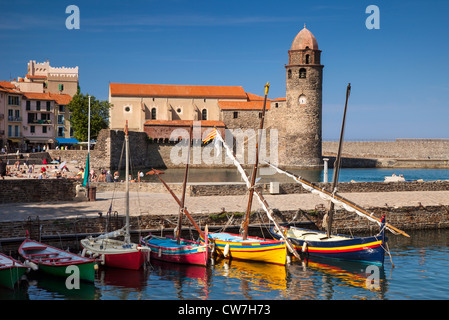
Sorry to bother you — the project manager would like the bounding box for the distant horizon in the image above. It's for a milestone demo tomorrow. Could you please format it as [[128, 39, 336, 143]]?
[[1, 0, 448, 140]]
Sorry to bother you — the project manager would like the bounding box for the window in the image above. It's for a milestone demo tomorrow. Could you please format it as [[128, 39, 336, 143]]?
[[46, 101, 51, 111], [42, 126, 47, 134], [202, 109, 207, 120], [59, 105, 64, 112], [58, 84, 64, 91], [8, 96, 19, 105], [57, 127, 64, 137], [299, 68, 306, 79], [36, 101, 41, 111], [305, 54, 310, 64], [233, 111, 238, 119], [275, 103, 279, 108], [26, 101, 31, 110], [14, 126, 19, 137], [299, 94, 307, 105], [30, 126, 35, 133], [176, 108, 182, 113], [288, 69, 292, 79], [124, 106, 131, 112], [259, 112, 262, 119], [8, 125, 12, 137], [151, 108, 157, 120], [14, 110, 20, 120], [58, 115, 64, 124], [70, 127, 74, 137]]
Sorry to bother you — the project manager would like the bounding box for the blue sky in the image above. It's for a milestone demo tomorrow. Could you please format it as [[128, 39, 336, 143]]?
[[1, 0, 448, 140]]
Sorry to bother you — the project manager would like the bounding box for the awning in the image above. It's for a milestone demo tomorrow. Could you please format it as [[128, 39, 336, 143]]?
[[55, 138, 79, 145], [24, 137, 54, 143], [7, 138, 22, 143]]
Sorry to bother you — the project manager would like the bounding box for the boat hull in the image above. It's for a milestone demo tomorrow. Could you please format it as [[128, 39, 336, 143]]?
[[271, 227, 385, 265], [0, 253, 27, 290], [81, 238, 147, 270], [141, 236, 209, 267], [19, 239, 97, 283], [38, 262, 97, 283], [204, 232, 287, 266]]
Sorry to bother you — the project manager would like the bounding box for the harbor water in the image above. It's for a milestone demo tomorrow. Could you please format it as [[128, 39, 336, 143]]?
[[134, 168, 449, 184], [1, 229, 449, 300]]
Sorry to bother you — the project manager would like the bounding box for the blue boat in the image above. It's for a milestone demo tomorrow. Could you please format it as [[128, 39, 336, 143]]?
[[270, 216, 386, 265]]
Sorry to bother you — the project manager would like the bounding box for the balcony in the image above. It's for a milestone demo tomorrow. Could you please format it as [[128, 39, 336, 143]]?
[[8, 116, 22, 122], [28, 119, 52, 125]]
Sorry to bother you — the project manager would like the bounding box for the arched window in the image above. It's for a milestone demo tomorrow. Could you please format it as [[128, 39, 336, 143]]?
[[299, 68, 306, 79], [305, 54, 310, 64], [151, 107, 157, 120], [288, 69, 292, 79], [299, 94, 307, 105], [202, 109, 207, 120]]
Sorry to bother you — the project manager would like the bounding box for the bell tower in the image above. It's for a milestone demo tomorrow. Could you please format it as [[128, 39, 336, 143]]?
[[272, 25, 323, 167]]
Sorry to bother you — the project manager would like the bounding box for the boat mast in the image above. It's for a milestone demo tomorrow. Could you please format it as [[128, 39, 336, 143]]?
[[326, 83, 351, 238], [242, 82, 269, 240], [177, 125, 193, 244], [124, 121, 130, 244]]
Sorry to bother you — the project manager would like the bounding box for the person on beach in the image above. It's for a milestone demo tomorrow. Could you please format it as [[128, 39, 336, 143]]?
[[0, 159, 6, 179]]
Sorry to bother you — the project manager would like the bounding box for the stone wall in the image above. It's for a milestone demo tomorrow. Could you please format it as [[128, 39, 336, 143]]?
[[323, 139, 449, 160], [1, 204, 448, 241], [0, 179, 78, 204]]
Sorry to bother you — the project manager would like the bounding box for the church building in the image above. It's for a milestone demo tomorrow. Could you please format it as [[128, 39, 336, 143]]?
[[108, 26, 323, 168]]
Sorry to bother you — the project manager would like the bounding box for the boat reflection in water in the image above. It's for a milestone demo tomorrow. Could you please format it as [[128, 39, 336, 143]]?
[[287, 257, 388, 299]]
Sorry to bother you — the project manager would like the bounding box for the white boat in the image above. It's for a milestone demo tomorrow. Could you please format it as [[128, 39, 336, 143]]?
[[384, 174, 405, 182], [81, 122, 150, 270]]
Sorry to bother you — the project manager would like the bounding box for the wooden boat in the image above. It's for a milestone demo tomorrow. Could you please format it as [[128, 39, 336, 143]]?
[[266, 84, 409, 265], [18, 238, 97, 282], [0, 253, 27, 289], [141, 235, 209, 267], [203, 83, 300, 266], [201, 232, 288, 266], [81, 122, 150, 270], [143, 126, 210, 267], [271, 219, 386, 265]]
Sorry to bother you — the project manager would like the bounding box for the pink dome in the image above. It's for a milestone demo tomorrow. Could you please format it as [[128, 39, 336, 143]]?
[[291, 26, 319, 50]]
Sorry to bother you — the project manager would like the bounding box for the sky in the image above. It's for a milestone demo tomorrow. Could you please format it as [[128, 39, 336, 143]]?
[[1, 0, 448, 140]]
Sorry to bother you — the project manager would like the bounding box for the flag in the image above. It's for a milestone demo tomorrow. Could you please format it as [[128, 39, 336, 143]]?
[[82, 153, 90, 187], [202, 128, 217, 144]]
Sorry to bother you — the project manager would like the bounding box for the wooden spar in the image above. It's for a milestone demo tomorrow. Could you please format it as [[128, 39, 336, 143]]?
[[326, 83, 351, 238], [124, 121, 130, 244], [242, 82, 270, 240], [177, 126, 193, 244], [265, 162, 410, 238], [152, 169, 206, 240]]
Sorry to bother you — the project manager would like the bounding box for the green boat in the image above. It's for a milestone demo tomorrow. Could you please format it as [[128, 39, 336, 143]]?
[[0, 253, 27, 289], [19, 238, 97, 283]]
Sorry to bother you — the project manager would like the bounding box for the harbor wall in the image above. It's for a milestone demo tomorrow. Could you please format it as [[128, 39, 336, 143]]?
[[1, 205, 448, 241]]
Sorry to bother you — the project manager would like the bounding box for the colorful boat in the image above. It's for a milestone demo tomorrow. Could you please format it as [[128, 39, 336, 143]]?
[[0, 253, 27, 289], [81, 236, 149, 270], [141, 235, 209, 267], [270, 218, 386, 265], [19, 238, 97, 282], [203, 232, 288, 266], [80, 122, 150, 270]]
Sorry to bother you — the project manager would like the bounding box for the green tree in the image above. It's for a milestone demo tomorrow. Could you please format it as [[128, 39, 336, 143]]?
[[68, 89, 111, 142]]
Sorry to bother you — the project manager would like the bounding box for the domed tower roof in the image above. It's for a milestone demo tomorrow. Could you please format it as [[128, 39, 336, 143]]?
[[291, 25, 319, 50]]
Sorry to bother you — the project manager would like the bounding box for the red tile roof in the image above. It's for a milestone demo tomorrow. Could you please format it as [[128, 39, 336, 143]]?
[[110, 83, 248, 99], [0, 81, 22, 94], [218, 100, 271, 111], [22, 92, 72, 104]]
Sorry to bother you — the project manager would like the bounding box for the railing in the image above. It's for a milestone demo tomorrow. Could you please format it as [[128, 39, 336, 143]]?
[[8, 116, 22, 122], [27, 119, 52, 125]]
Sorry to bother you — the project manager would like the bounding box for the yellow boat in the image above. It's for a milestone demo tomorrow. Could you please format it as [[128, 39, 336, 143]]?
[[203, 232, 287, 266]]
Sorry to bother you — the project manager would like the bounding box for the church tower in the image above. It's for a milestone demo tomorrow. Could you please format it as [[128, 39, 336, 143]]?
[[268, 26, 323, 168]]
